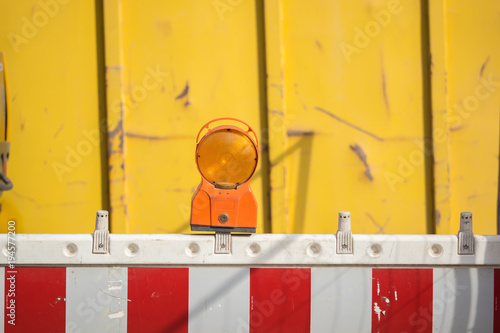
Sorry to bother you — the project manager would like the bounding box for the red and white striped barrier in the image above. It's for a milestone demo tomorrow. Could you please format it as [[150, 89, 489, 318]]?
[[2, 266, 500, 332], [2, 231, 500, 332]]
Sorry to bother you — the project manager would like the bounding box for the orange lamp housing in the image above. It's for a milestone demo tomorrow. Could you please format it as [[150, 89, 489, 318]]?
[[190, 118, 258, 233]]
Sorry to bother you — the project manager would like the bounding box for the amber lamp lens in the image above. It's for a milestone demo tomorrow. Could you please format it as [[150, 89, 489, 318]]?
[[197, 129, 257, 186]]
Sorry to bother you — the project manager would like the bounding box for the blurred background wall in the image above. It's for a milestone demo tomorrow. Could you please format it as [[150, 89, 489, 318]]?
[[0, 0, 499, 235]]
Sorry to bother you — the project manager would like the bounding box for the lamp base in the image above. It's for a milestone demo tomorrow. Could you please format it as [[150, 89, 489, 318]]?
[[191, 224, 256, 233]]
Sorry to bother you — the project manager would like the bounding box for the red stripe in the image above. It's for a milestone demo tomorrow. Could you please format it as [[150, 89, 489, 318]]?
[[372, 268, 433, 333], [494, 269, 500, 332], [127, 267, 188, 333], [249, 268, 311, 333], [5, 267, 66, 333]]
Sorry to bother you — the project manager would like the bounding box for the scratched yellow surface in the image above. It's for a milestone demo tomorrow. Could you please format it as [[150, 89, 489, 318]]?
[[266, 0, 431, 234], [0, 1, 106, 232], [429, 0, 500, 235], [104, 0, 269, 233], [0, 0, 499, 235]]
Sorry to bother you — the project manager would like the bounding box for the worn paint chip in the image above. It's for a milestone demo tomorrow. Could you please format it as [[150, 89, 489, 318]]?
[[108, 311, 125, 319], [315, 106, 384, 142], [175, 81, 189, 100], [350, 143, 373, 181]]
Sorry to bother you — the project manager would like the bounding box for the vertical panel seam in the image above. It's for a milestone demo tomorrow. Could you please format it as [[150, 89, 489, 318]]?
[[420, 0, 436, 234], [255, 0, 272, 233], [94, 0, 110, 216]]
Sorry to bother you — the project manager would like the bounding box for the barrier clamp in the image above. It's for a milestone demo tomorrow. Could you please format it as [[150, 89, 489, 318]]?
[[458, 211, 474, 255], [215, 232, 232, 254], [93, 210, 110, 254], [337, 211, 353, 254]]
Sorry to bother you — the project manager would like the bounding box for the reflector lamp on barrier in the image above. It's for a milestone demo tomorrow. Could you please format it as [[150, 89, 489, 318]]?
[[190, 118, 258, 233]]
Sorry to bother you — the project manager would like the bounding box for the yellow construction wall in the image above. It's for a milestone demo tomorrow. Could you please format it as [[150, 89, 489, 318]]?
[[266, 0, 430, 234], [0, 0, 106, 233], [429, 0, 500, 235], [0, 0, 498, 235], [103, 0, 269, 233]]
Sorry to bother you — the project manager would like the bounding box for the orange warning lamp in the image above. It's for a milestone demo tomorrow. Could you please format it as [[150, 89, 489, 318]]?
[[191, 118, 258, 233]]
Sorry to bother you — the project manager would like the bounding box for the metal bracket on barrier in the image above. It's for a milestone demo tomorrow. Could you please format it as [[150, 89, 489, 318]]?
[[93, 210, 110, 254], [214, 232, 231, 254], [458, 212, 474, 255], [337, 211, 353, 254]]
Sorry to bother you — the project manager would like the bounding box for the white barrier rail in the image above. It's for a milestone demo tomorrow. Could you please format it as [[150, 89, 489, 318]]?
[[1, 233, 499, 266]]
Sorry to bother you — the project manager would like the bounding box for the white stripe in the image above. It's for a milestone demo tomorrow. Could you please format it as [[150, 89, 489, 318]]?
[[311, 267, 371, 332], [433, 268, 494, 332], [189, 267, 249, 333], [66, 267, 128, 333]]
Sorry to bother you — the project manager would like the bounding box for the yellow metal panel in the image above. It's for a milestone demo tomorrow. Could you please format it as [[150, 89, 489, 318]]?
[[0, 0, 105, 232], [104, 0, 128, 232], [428, 0, 451, 235], [266, 0, 430, 234], [264, 0, 290, 232], [430, 0, 500, 234], [104, 0, 269, 233]]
